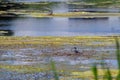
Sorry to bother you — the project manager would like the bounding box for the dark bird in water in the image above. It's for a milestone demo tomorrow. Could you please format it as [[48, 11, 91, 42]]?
[[73, 47, 79, 54]]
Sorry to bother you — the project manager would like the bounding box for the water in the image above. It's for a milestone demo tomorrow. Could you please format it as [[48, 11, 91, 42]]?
[[0, 16, 120, 36], [1, 1, 120, 36], [0, 49, 117, 67], [69, 8, 120, 13]]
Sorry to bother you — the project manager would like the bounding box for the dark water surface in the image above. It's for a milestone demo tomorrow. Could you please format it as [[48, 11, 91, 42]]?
[[0, 17, 120, 36]]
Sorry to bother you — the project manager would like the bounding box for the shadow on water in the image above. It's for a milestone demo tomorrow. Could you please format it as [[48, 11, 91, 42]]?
[[0, 17, 18, 21], [0, 17, 17, 36], [69, 17, 109, 20], [0, 17, 14, 27]]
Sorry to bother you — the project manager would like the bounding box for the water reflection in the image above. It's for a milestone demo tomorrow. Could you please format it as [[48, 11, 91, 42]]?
[[68, 17, 109, 33], [0, 17, 16, 36], [52, 3, 68, 13], [0, 17, 120, 36], [68, 7, 120, 13], [13, 17, 69, 36]]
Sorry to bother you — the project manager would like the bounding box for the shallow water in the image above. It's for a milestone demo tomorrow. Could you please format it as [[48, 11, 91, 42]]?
[[0, 47, 117, 68], [0, 43, 118, 80]]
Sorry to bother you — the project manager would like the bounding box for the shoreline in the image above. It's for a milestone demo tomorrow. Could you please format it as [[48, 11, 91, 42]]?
[[1, 11, 120, 18], [19, 12, 120, 18]]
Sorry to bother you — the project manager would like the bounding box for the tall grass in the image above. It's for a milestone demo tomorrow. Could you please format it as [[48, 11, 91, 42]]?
[[50, 60, 59, 80], [92, 37, 120, 80], [105, 68, 112, 80], [92, 63, 98, 80], [115, 37, 120, 80]]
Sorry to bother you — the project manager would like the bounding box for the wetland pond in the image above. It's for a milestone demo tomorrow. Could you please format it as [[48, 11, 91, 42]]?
[[0, 14, 120, 80], [0, 16, 120, 36], [0, 4, 120, 79]]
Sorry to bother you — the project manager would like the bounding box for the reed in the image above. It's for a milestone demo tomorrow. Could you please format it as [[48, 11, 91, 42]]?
[[50, 60, 59, 80], [115, 37, 120, 80], [91, 37, 120, 80], [92, 63, 98, 80]]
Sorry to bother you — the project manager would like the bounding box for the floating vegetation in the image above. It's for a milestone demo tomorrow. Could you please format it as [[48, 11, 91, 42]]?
[[0, 36, 120, 80]]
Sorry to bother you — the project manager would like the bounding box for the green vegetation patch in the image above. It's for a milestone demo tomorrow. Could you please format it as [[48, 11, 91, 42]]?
[[0, 64, 49, 73]]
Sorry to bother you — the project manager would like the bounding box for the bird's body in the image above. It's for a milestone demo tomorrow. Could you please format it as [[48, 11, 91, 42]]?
[[73, 47, 81, 54]]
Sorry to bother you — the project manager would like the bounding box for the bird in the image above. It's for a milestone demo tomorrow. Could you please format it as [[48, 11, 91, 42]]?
[[73, 47, 79, 54]]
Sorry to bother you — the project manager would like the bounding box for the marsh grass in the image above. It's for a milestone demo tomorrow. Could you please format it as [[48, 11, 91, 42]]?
[[105, 68, 112, 80], [51, 37, 120, 80], [0, 36, 120, 80], [91, 37, 120, 80]]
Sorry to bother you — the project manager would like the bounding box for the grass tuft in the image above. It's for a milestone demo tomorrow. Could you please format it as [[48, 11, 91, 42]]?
[[50, 60, 59, 80], [92, 63, 98, 80], [105, 68, 112, 80]]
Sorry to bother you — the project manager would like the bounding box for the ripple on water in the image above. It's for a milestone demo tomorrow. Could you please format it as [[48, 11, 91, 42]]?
[[0, 61, 37, 65], [53, 57, 118, 68]]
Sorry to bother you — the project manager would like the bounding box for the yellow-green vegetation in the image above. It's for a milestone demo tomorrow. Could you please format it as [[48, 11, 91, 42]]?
[[0, 36, 116, 44], [0, 36, 119, 48], [23, 12, 120, 17], [67, 2, 97, 6], [0, 64, 49, 73], [0, 64, 119, 80], [71, 69, 119, 79], [28, 12, 88, 17], [0, 11, 6, 14], [2, 10, 120, 18]]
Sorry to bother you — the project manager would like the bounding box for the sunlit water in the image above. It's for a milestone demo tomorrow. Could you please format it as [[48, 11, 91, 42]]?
[[0, 17, 120, 36]]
